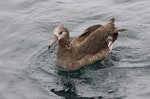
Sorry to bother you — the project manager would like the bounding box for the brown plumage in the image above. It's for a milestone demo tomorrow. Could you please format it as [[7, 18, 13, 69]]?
[[48, 18, 126, 70]]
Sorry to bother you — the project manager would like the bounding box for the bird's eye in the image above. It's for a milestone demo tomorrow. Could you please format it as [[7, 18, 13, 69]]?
[[59, 31, 63, 35]]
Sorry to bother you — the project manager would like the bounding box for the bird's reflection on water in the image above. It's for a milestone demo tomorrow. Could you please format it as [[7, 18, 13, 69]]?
[[50, 62, 126, 99], [50, 68, 104, 99]]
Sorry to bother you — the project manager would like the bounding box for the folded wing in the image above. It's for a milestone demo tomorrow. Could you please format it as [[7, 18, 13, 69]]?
[[71, 18, 126, 60]]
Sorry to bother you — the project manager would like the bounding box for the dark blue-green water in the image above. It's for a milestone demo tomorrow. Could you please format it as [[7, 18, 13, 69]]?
[[0, 0, 150, 99]]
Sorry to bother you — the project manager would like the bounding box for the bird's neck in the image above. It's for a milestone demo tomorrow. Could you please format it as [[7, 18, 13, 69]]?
[[58, 38, 70, 49], [57, 38, 71, 64]]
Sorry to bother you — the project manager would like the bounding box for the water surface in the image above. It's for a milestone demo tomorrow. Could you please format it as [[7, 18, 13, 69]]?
[[0, 0, 150, 99]]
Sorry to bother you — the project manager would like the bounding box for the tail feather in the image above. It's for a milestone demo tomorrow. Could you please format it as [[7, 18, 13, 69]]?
[[114, 28, 127, 33], [110, 18, 115, 22]]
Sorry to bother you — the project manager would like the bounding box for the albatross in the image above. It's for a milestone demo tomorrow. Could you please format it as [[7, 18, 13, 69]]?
[[48, 18, 126, 70]]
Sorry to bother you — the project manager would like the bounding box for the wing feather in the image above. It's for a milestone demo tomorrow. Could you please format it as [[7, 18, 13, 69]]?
[[72, 24, 101, 44], [72, 23, 115, 60]]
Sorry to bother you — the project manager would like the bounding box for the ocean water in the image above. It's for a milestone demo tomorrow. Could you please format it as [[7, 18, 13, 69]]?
[[0, 0, 150, 99]]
